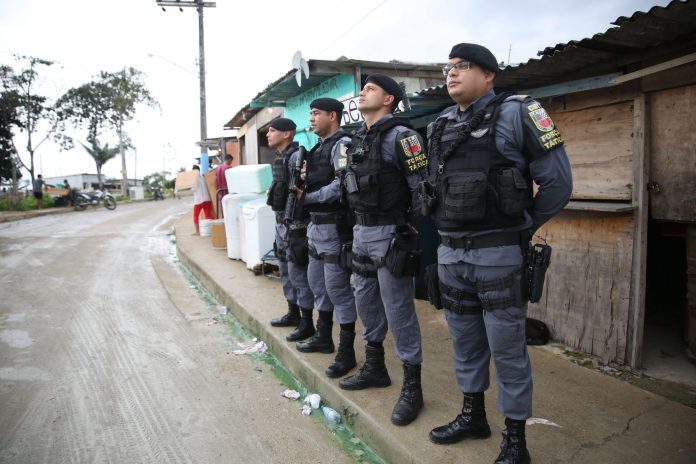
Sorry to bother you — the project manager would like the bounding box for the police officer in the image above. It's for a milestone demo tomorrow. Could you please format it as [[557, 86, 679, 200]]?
[[294, 98, 358, 379], [267, 118, 316, 341], [423, 44, 572, 464], [340, 74, 428, 427]]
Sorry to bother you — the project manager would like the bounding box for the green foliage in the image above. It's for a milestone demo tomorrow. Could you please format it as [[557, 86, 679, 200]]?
[[0, 89, 21, 182], [142, 171, 166, 190], [80, 140, 120, 188], [0, 55, 68, 182]]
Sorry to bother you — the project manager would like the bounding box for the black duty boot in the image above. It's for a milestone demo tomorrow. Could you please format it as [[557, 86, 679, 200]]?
[[325, 330, 357, 378], [297, 317, 334, 353], [338, 344, 391, 390], [286, 311, 315, 342], [270, 301, 300, 327], [429, 392, 492, 444], [390, 363, 424, 426], [494, 418, 530, 464]]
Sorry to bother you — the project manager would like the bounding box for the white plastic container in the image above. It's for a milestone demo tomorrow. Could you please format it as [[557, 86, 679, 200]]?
[[241, 198, 276, 269], [225, 164, 272, 194], [221, 193, 265, 259], [199, 219, 213, 237]]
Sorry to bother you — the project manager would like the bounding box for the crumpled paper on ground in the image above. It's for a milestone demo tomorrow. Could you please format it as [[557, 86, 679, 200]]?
[[304, 393, 321, 409], [280, 389, 300, 400], [526, 417, 561, 427], [231, 339, 267, 355], [301, 405, 313, 416]]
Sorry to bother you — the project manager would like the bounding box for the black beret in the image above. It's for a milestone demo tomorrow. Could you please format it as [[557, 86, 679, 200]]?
[[310, 98, 344, 114], [449, 43, 500, 74], [269, 117, 296, 131], [365, 74, 403, 107]]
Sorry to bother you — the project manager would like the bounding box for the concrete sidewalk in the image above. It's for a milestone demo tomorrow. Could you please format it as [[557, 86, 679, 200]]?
[[175, 216, 696, 464]]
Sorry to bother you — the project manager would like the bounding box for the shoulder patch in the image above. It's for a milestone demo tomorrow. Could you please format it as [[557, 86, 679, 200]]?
[[397, 132, 428, 173], [334, 141, 349, 171], [527, 103, 555, 132]]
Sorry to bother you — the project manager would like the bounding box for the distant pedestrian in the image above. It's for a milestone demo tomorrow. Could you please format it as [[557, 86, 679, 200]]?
[[215, 154, 234, 216], [33, 175, 46, 209], [63, 179, 73, 207], [192, 165, 213, 235]]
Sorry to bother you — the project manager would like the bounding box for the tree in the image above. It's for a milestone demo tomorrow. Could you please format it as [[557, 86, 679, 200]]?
[[0, 90, 21, 183], [0, 55, 68, 185], [142, 172, 166, 191], [101, 68, 158, 195], [80, 140, 119, 190], [55, 80, 112, 149]]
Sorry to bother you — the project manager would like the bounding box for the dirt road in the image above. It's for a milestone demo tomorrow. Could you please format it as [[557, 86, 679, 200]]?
[[0, 201, 356, 463]]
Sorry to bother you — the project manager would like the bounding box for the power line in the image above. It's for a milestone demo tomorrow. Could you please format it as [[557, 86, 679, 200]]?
[[316, 0, 390, 57]]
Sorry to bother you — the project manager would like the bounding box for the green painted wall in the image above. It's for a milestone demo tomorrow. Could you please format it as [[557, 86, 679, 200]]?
[[284, 73, 355, 148]]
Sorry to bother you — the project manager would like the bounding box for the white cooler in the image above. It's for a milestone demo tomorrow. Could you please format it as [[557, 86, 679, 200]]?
[[225, 164, 272, 194], [241, 198, 275, 269], [221, 193, 265, 259]]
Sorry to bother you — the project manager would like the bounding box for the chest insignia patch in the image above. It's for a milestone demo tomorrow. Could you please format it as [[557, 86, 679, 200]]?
[[470, 128, 489, 138]]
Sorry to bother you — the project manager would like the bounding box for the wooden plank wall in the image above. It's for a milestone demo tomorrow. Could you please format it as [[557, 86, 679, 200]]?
[[547, 98, 634, 201], [529, 210, 634, 364], [687, 225, 696, 360], [648, 83, 696, 223]]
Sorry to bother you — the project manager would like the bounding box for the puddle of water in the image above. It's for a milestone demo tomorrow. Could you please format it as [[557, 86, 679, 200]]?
[[0, 366, 51, 381], [0, 329, 33, 348]]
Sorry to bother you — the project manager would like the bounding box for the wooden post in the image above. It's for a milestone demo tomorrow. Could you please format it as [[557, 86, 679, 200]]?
[[627, 93, 650, 367]]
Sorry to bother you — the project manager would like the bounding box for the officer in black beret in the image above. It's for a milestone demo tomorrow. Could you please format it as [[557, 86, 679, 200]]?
[[267, 118, 316, 342], [339, 74, 429, 427], [293, 98, 359, 379], [423, 43, 572, 464]]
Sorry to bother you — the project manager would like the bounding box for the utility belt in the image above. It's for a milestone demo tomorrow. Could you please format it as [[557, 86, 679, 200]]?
[[439, 231, 522, 250], [425, 264, 526, 313], [310, 212, 344, 225], [354, 210, 405, 227], [311, 211, 354, 242], [309, 244, 353, 271]]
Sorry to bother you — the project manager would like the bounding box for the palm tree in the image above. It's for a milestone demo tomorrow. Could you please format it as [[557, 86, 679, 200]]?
[[80, 139, 119, 190]]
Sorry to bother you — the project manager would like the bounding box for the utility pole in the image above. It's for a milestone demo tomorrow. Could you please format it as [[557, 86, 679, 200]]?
[[155, 0, 216, 173]]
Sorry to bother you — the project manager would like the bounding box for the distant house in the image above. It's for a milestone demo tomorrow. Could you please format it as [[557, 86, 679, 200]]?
[[42, 174, 142, 193]]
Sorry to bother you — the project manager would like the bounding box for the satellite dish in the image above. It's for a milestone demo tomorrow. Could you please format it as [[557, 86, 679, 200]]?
[[292, 51, 310, 87]]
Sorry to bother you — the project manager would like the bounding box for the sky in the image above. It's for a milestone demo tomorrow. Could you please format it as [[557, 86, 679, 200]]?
[[0, 0, 673, 182]]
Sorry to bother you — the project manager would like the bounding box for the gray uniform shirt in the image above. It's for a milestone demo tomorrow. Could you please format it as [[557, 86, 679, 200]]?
[[437, 90, 573, 266]]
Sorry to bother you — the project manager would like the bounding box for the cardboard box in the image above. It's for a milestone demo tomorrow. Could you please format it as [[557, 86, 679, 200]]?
[[210, 219, 226, 249]]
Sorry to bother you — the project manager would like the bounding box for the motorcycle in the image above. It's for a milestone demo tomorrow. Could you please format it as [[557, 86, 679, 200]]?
[[73, 190, 117, 211], [152, 187, 164, 201]]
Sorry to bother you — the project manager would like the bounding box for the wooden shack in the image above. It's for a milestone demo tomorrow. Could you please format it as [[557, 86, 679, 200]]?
[[492, 0, 696, 367]]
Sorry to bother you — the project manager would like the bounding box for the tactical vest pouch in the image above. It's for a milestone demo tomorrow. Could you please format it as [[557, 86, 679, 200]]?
[[425, 263, 443, 309], [443, 172, 487, 222], [268, 180, 288, 211], [526, 243, 552, 303], [497, 168, 527, 217], [339, 243, 353, 272], [287, 225, 309, 265], [384, 228, 422, 278], [418, 180, 438, 216], [288, 236, 309, 265]]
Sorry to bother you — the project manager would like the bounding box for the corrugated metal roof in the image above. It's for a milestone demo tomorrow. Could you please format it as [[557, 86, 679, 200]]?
[[224, 59, 442, 129], [495, 0, 696, 90]]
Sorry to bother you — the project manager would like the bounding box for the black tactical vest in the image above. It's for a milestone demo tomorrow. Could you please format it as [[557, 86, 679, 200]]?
[[345, 118, 411, 215], [304, 130, 346, 213], [428, 95, 532, 232], [267, 142, 298, 212]]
